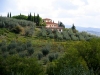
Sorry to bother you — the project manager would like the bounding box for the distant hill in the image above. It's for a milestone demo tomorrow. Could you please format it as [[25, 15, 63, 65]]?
[[65, 25, 100, 36]]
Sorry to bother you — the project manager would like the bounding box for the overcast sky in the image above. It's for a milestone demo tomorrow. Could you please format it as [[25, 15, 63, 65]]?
[[0, 0, 100, 28]]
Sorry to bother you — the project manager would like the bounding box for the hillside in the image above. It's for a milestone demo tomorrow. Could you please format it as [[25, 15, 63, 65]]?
[[0, 17, 100, 75]]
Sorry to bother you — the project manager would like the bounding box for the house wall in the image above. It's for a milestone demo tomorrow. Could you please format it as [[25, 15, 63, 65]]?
[[46, 24, 58, 28], [43, 18, 63, 32]]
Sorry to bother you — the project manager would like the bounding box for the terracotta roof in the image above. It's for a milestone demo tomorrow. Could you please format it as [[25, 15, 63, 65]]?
[[46, 27, 63, 29], [46, 22, 58, 24]]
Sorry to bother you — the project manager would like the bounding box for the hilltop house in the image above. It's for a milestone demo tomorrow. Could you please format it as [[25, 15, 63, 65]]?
[[43, 18, 64, 32]]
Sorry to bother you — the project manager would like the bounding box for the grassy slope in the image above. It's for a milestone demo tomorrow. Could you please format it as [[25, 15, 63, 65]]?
[[0, 28, 80, 61]]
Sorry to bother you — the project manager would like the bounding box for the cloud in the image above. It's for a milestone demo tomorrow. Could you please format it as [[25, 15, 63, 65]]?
[[0, 0, 100, 28]]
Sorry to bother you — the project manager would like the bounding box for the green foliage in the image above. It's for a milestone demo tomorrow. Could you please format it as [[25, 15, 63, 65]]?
[[25, 26, 34, 36], [18, 51, 28, 57], [48, 53, 58, 62], [46, 38, 100, 75], [70, 35, 79, 41], [12, 14, 28, 20], [71, 24, 76, 33], [0, 40, 7, 53], [9, 49, 16, 55], [8, 40, 17, 50], [41, 45, 50, 56], [1, 45, 7, 53], [0, 14, 100, 75], [38, 27, 96, 41], [58, 21, 65, 28], [7, 12, 9, 18], [78, 34, 85, 41], [12, 13, 45, 26], [0, 17, 35, 36], [42, 48, 49, 56], [62, 31, 71, 40], [26, 41, 32, 48], [49, 33, 54, 39], [0, 55, 44, 75], [42, 57, 49, 65], [76, 38, 100, 74], [10, 12, 11, 18], [16, 46, 23, 53], [37, 52, 43, 60], [27, 47, 34, 56], [46, 48, 89, 75], [11, 25, 23, 34], [39, 27, 47, 38], [55, 31, 63, 40]]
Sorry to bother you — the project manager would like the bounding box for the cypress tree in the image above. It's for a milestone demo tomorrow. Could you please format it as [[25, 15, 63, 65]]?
[[36, 14, 40, 26], [29, 12, 32, 21], [33, 13, 36, 23], [27, 14, 30, 21], [71, 24, 76, 33], [20, 13, 21, 16], [7, 12, 9, 18], [72, 24, 75, 30], [10, 12, 11, 18]]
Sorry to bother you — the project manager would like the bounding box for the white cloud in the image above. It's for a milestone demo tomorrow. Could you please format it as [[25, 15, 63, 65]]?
[[0, 0, 100, 28]]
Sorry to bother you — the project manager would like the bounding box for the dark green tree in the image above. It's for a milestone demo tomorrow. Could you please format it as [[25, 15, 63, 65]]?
[[29, 12, 32, 21], [37, 52, 43, 60], [7, 12, 9, 18], [34, 13, 36, 23], [71, 24, 75, 30], [71, 24, 76, 33], [41, 45, 50, 56], [27, 14, 30, 21], [27, 47, 34, 56], [36, 14, 40, 26], [20, 13, 21, 16], [58, 21, 65, 28], [10, 12, 11, 18], [0, 55, 44, 75]]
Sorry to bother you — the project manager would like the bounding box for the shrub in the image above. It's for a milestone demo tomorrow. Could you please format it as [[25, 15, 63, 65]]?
[[48, 53, 58, 62], [41, 47, 50, 56], [42, 57, 49, 65], [71, 35, 79, 41], [9, 49, 16, 55], [49, 33, 54, 39], [2, 52, 9, 58], [46, 29, 52, 35], [37, 52, 43, 60], [25, 26, 34, 36], [1, 45, 7, 53], [7, 41, 17, 50], [0, 55, 44, 75], [26, 41, 32, 48], [16, 46, 24, 53], [46, 48, 89, 75], [18, 51, 28, 57], [11, 25, 24, 34], [78, 34, 85, 41], [76, 39, 100, 74], [27, 47, 34, 56]]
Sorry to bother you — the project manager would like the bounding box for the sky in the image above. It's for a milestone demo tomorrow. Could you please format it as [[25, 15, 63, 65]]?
[[0, 0, 100, 28]]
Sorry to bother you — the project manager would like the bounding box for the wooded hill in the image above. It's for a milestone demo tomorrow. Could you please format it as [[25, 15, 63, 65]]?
[[0, 16, 100, 75]]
